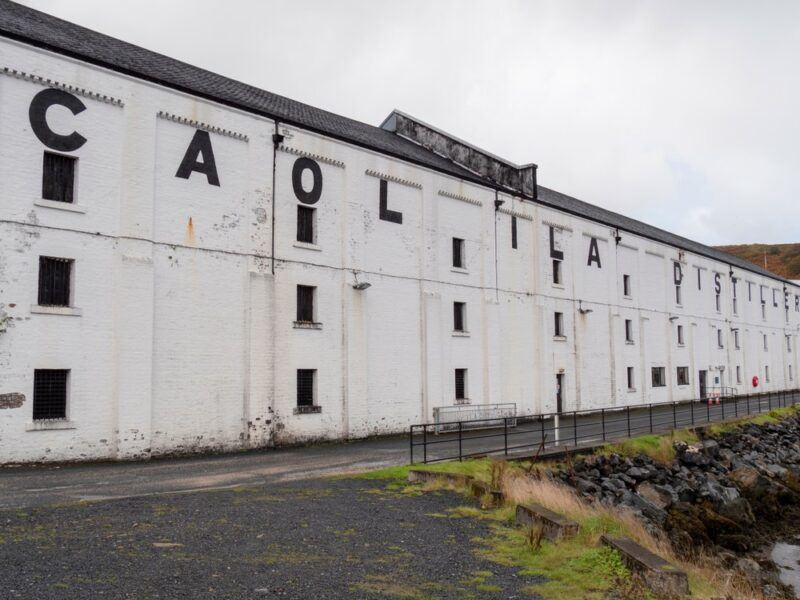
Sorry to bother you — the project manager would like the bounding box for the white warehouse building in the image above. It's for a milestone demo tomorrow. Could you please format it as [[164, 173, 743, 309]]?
[[0, 2, 798, 463]]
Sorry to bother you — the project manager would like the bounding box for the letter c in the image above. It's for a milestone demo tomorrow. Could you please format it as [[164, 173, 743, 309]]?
[[29, 88, 87, 152]]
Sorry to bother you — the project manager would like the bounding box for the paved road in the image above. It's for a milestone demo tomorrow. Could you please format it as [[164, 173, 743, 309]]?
[[1, 390, 795, 510]]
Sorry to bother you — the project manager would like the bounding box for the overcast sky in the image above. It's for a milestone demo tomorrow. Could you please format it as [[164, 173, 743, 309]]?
[[19, 0, 800, 246]]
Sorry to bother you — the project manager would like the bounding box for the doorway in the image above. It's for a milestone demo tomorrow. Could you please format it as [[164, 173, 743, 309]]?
[[699, 370, 707, 399], [556, 373, 564, 413]]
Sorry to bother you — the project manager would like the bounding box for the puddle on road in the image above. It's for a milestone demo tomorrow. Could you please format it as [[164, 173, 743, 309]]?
[[772, 542, 800, 598]]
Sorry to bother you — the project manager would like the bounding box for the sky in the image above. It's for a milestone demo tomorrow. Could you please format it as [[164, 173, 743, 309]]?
[[18, 0, 800, 246]]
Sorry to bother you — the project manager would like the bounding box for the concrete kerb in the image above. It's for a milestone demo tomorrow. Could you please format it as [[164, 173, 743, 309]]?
[[601, 534, 689, 599], [514, 502, 579, 541]]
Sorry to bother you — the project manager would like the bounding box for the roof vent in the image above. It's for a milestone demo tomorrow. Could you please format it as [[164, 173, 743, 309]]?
[[381, 110, 537, 200]]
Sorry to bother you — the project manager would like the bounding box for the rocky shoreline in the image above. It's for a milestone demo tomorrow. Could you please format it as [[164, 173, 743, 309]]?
[[558, 412, 800, 598]]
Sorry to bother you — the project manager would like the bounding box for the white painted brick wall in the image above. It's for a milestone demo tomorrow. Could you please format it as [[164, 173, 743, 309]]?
[[1, 37, 799, 463]]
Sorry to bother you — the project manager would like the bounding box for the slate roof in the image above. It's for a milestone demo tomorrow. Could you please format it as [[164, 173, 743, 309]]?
[[0, 0, 789, 284]]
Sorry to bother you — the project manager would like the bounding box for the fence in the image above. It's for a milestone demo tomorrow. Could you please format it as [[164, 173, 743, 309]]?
[[409, 388, 800, 464]]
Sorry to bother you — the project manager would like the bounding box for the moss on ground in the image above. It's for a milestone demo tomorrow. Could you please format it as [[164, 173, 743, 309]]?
[[595, 429, 699, 464], [704, 403, 799, 436]]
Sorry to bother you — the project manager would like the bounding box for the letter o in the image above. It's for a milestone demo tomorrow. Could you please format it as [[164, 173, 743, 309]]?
[[292, 157, 322, 205]]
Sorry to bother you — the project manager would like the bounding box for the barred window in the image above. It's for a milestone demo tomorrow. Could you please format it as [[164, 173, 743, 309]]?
[[42, 152, 76, 203], [455, 368, 467, 400], [296, 369, 315, 407], [651, 367, 666, 387], [33, 369, 68, 420], [453, 302, 466, 332], [297, 205, 315, 243], [676, 366, 689, 386], [296, 285, 315, 323], [38, 256, 72, 307]]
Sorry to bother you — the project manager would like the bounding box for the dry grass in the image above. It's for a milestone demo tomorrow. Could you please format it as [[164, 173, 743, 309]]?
[[499, 472, 768, 600]]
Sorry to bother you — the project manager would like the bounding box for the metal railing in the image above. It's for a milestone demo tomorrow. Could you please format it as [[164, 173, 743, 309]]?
[[409, 388, 800, 464]]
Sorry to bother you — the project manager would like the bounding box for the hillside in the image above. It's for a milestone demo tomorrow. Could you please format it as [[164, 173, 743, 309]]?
[[715, 243, 800, 280]]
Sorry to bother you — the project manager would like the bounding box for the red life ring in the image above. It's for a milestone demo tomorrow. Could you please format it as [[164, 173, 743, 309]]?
[[752, 375, 759, 388]]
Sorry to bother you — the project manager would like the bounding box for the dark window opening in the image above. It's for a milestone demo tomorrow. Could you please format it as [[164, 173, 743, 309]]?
[[677, 366, 689, 386], [296, 369, 316, 407], [297, 205, 315, 243], [296, 285, 315, 323], [453, 302, 466, 332], [511, 216, 518, 249], [42, 152, 76, 204], [552, 259, 562, 285], [675, 285, 682, 305], [38, 256, 72, 307], [626, 367, 635, 390], [455, 368, 467, 401], [33, 369, 68, 420], [677, 324, 684, 345], [623, 274, 631, 296], [651, 367, 666, 387], [554, 312, 564, 337], [452, 238, 465, 269], [625, 319, 633, 342]]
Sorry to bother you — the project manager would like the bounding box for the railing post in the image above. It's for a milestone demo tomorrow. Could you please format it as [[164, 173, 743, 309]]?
[[747, 393, 751, 415], [627, 406, 631, 438], [672, 402, 677, 429], [769, 392, 772, 411], [734, 394, 738, 418], [601, 408, 606, 442], [458, 421, 463, 462], [504, 417, 508, 457], [540, 414, 545, 447], [409, 425, 414, 464], [423, 425, 428, 464], [573, 411, 578, 447], [707, 398, 710, 423], [721, 396, 725, 420], [649, 403, 653, 434]]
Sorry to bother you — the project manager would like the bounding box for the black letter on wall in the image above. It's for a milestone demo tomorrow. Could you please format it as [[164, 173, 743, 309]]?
[[176, 130, 220, 186], [379, 179, 402, 224], [29, 88, 87, 152], [587, 237, 601, 268], [673, 262, 683, 285], [549, 226, 563, 260], [292, 157, 322, 204], [714, 273, 721, 294]]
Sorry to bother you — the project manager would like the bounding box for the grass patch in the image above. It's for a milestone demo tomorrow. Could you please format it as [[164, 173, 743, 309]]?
[[596, 429, 698, 464], [704, 404, 799, 436], [353, 458, 493, 482]]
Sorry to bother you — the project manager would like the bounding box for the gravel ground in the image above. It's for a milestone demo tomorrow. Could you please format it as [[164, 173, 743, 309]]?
[[0, 477, 543, 599]]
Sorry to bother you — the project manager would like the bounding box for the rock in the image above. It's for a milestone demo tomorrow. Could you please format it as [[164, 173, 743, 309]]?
[[575, 478, 599, 495], [730, 465, 760, 491], [735, 557, 761, 580], [636, 482, 674, 510], [701, 439, 719, 456], [717, 497, 755, 525], [765, 464, 788, 478], [626, 466, 649, 481]]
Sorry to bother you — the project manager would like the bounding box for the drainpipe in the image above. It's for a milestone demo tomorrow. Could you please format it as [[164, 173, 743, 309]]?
[[493, 190, 504, 301], [271, 122, 284, 275]]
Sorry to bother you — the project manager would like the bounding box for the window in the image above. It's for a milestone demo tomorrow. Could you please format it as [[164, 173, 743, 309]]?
[[552, 259, 562, 285], [715, 293, 721, 312], [717, 329, 723, 349], [796, 296, 799, 313], [788, 335, 793, 353], [42, 152, 76, 203], [677, 325, 684, 346], [296, 205, 315, 243], [38, 257, 72, 307], [761, 302, 767, 320], [453, 302, 466, 332], [296, 369, 316, 407], [651, 367, 666, 387], [733, 297, 738, 315], [626, 367, 635, 391], [455, 368, 468, 402], [675, 285, 682, 305], [554, 312, 564, 337], [452, 238, 465, 269], [511, 216, 518, 249], [624, 319, 633, 343], [748, 282, 753, 301], [765, 366, 771, 382], [623, 274, 631, 297], [763, 334, 768, 351], [296, 285, 315, 323], [697, 268, 702, 290], [677, 366, 689, 386], [773, 289, 778, 307], [736, 366, 742, 384], [734, 330, 740, 349], [33, 369, 68, 420], [732, 279, 738, 315]]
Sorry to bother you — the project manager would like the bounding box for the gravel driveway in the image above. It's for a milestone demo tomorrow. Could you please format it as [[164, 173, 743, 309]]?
[[0, 477, 543, 599]]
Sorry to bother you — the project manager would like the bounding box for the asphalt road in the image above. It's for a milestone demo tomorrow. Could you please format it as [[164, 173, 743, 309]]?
[[1, 390, 795, 510]]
